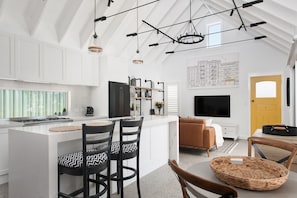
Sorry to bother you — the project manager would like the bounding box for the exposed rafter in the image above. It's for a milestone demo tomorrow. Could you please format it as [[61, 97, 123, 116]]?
[[24, 0, 48, 35], [56, 0, 83, 42], [79, 0, 109, 48]]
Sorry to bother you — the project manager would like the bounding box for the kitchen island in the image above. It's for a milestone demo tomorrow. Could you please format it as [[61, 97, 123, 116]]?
[[8, 115, 178, 198]]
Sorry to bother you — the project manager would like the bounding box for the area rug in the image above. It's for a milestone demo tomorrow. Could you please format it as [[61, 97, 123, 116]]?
[[218, 140, 239, 154]]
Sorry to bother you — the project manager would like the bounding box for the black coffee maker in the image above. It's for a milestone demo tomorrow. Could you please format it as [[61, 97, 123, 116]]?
[[85, 106, 94, 116]]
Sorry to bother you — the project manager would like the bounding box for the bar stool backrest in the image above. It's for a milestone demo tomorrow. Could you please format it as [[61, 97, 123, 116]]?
[[119, 117, 144, 159], [82, 122, 115, 174], [248, 136, 297, 170]]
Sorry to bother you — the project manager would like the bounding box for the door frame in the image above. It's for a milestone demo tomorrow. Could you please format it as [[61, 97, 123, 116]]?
[[248, 73, 284, 136]]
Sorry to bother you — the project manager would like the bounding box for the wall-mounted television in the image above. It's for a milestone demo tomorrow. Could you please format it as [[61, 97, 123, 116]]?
[[194, 95, 230, 117], [108, 81, 130, 118]]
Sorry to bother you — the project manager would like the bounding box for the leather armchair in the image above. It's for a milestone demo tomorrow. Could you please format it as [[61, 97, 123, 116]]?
[[179, 118, 216, 157]]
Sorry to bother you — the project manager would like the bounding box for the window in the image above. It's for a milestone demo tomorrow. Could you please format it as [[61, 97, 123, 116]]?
[[0, 89, 68, 119], [167, 84, 179, 115], [208, 22, 221, 47], [256, 81, 276, 98]]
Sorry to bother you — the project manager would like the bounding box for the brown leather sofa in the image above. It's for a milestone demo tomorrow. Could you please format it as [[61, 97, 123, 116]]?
[[179, 117, 216, 157]]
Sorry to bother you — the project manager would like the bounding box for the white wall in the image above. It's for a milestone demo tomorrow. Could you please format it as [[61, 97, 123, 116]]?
[[90, 54, 129, 117], [162, 41, 291, 139]]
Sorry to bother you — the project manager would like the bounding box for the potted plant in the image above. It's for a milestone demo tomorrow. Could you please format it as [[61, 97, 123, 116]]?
[[155, 101, 164, 115]]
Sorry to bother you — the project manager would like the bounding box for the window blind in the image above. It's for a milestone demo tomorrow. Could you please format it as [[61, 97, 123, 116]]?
[[167, 84, 178, 115]]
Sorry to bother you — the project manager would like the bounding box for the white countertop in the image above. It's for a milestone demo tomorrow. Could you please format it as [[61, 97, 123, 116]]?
[[0, 119, 23, 128], [9, 115, 178, 136]]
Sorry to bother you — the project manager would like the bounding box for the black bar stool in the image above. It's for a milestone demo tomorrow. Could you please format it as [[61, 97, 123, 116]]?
[[110, 117, 144, 198], [58, 122, 115, 198]]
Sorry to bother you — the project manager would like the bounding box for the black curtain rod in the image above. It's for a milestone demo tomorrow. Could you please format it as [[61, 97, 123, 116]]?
[[165, 35, 267, 54], [95, 0, 159, 22]]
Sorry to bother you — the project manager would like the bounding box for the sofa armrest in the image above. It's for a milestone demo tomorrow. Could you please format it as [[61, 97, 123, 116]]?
[[203, 127, 216, 147]]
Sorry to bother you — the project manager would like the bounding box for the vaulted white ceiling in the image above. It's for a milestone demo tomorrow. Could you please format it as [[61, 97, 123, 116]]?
[[0, 0, 296, 63]]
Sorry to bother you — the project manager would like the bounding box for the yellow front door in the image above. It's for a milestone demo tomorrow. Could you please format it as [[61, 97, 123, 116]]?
[[250, 75, 282, 136]]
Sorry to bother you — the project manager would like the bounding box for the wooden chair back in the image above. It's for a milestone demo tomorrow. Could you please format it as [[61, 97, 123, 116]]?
[[248, 136, 297, 170], [168, 159, 238, 198]]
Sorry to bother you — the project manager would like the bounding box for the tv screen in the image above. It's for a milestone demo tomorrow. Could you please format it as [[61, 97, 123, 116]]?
[[194, 95, 230, 117], [108, 81, 130, 118]]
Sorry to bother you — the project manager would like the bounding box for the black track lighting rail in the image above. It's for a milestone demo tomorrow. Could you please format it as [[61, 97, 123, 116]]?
[[96, 0, 160, 22], [165, 35, 267, 54], [127, 0, 263, 42], [148, 21, 266, 47]]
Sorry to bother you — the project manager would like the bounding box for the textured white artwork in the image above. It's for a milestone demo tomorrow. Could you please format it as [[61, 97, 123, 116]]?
[[187, 53, 239, 88]]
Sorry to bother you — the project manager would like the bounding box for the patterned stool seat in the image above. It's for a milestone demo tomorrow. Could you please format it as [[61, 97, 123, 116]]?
[[58, 150, 108, 168], [111, 141, 138, 155]]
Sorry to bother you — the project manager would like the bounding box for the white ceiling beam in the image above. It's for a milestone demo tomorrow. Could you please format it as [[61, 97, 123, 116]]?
[[56, 0, 83, 42], [272, 0, 297, 13], [122, 0, 184, 60], [140, 0, 199, 62], [24, 0, 48, 35], [148, 2, 206, 63], [157, 7, 208, 63], [79, 0, 109, 48], [99, 0, 139, 51], [206, 0, 293, 53], [251, 0, 297, 27], [0, 0, 5, 18], [113, 0, 178, 58]]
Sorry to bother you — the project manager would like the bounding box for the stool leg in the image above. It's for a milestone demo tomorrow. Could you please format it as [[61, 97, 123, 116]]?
[[96, 174, 99, 194], [120, 159, 124, 198], [58, 170, 60, 198], [136, 156, 141, 198], [107, 164, 111, 198], [83, 172, 89, 197], [117, 159, 121, 194]]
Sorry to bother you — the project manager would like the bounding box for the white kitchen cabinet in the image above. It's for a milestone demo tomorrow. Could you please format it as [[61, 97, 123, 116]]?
[[0, 32, 15, 79], [15, 37, 41, 82], [221, 123, 238, 140], [0, 128, 8, 185], [82, 53, 99, 86], [64, 49, 83, 85], [41, 43, 64, 83]]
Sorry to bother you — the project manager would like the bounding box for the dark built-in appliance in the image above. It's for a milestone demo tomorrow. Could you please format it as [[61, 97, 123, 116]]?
[[194, 95, 230, 117], [10, 116, 73, 126], [108, 81, 130, 118]]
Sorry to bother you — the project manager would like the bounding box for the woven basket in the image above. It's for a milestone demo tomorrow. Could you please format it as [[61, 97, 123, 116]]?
[[210, 156, 289, 191]]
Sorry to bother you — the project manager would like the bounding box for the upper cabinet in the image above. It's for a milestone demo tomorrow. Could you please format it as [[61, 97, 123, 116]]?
[[0, 31, 99, 86], [64, 49, 83, 85], [82, 53, 99, 86], [15, 37, 41, 82], [40, 43, 64, 83], [0, 32, 15, 79]]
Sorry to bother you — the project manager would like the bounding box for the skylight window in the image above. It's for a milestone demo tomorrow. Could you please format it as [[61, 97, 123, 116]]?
[[208, 22, 221, 47]]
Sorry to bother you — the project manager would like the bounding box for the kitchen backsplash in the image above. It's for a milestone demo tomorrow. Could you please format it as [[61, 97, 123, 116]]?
[[0, 79, 92, 117]]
